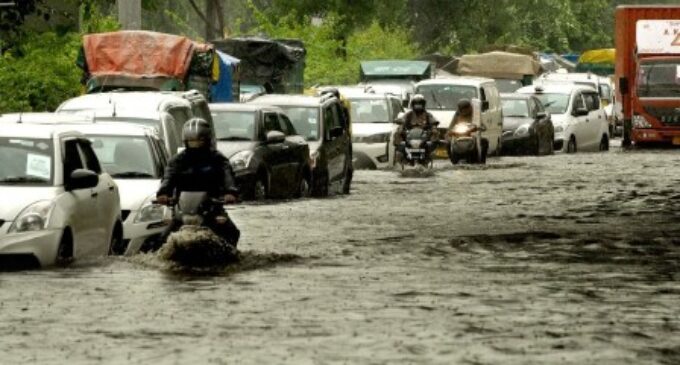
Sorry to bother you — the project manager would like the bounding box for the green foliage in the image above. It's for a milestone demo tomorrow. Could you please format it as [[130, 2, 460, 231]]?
[[0, 4, 120, 113], [243, 5, 418, 87]]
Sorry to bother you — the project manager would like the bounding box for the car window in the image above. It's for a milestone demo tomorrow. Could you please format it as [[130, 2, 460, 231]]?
[[573, 93, 586, 111], [89, 136, 158, 178], [349, 99, 390, 123], [212, 111, 257, 141], [583, 92, 600, 111], [599, 84, 611, 101], [278, 114, 297, 136], [0, 137, 54, 186], [501, 99, 530, 118], [279, 106, 319, 141], [77, 139, 102, 174], [480, 87, 487, 102], [390, 97, 403, 120], [63, 139, 84, 181], [263, 112, 282, 133]]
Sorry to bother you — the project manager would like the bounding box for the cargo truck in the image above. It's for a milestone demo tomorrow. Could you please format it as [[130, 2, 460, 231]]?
[[615, 6, 680, 147]]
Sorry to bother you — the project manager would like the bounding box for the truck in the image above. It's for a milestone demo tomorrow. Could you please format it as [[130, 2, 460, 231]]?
[[615, 6, 680, 147]]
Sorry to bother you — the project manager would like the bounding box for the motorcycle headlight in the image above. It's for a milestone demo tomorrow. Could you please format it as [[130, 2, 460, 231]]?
[[8, 200, 54, 233], [633, 114, 652, 129], [452, 124, 472, 135], [230, 150, 254, 171], [409, 139, 423, 148], [361, 132, 390, 144], [514, 124, 531, 136], [134, 196, 168, 223]]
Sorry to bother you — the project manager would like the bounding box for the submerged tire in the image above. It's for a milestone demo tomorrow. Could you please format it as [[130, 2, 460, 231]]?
[[599, 135, 610, 152], [567, 136, 577, 154]]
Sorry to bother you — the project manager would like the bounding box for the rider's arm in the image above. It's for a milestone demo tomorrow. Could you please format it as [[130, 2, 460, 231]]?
[[157, 155, 179, 198], [219, 154, 240, 196]]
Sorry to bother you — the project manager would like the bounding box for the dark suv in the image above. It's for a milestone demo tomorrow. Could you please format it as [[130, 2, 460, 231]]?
[[249, 94, 353, 196]]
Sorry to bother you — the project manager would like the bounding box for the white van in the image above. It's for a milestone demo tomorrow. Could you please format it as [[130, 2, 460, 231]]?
[[412, 77, 503, 158]]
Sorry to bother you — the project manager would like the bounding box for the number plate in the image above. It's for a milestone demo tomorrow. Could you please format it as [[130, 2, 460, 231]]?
[[407, 148, 425, 153], [673, 137, 680, 145]]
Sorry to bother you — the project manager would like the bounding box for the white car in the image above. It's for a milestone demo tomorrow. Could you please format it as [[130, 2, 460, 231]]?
[[60, 122, 170, 255], [347, 93, 404, 169], [517, 84, 610, 153], [0, 122, 122, 268]]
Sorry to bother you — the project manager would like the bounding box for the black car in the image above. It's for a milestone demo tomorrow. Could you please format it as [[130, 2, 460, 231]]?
[[248, 94, 353, 196], [500, 93, 554, 156], [209, 104, 311, 200]]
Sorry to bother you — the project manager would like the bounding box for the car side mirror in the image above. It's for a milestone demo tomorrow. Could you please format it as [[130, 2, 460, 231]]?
[[67, 169, 99, 191], [328, 126, 344, 140], [535, 111, 547, 119], [266, 130, 286, 144], [481, 100, 490, 111], [574, 108, 589, 117]]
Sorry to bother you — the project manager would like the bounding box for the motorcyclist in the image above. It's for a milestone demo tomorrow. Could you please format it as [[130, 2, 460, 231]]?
[[155, 118, 240, 248], [394, 94, 439, 156], [446, 98, 474, 142]]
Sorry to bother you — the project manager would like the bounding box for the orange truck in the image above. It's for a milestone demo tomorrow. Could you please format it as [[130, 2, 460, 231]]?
[[615, 6, 680, 147]]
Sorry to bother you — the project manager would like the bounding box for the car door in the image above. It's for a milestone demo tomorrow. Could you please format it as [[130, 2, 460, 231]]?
[[278, 113, 307, 195], [77, 138, 118, 255], [261, 111, 287, 197], [62, 138, 99, 258], [323, 102, 347, 182], [583, 91, 606, 149], [571, 92, 589, 146]]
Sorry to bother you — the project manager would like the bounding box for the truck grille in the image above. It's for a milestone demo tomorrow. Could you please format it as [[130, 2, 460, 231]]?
[[645, 106, 680, 126]]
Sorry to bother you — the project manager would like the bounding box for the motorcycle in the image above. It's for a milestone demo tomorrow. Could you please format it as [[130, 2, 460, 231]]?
[[397, 127, 438, 169], [156, 191, 238, 268], [447, 122, 487, 165]]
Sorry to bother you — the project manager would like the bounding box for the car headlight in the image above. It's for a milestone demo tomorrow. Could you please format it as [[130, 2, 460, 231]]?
[[134, 196, 168, 223], [361, 132, 390, 144], [633, 114, 652, 129], [230, 150, 254, 171], [514, 124, 531, 136], [8, 200, 54, 233], [554, 125, 564, 133]]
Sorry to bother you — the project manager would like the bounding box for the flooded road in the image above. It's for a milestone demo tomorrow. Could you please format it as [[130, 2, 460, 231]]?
[[2, 143, 680, 364]]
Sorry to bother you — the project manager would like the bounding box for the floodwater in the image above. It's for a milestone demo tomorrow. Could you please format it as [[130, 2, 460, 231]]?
[[2, 143, 680, 364]]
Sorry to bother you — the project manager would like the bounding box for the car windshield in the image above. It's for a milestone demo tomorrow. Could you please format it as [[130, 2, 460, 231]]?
[[495, 79, 523, 93], [501, 99, 530, 117], [88, 135, 157, 178], [349, 99, 390, 123], [534, 93, 570, 114], [212, 111, 256, 141], [415, 84, 478, 110], [637, 60, 680, 98], [0, 137, 54, 185], [94, 117, 161, 132], [278, 106, 320, 141], [241, 84, 265, 94]]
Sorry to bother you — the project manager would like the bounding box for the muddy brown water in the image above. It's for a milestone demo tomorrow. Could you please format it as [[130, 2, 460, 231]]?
[[1, 143, 679, 364]]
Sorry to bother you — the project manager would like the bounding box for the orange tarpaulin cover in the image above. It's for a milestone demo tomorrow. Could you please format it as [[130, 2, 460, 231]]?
[[83, 31, 195, 79]]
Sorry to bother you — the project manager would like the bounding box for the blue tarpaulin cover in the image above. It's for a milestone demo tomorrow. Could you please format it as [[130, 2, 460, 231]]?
[[211, 50, 240, 102]]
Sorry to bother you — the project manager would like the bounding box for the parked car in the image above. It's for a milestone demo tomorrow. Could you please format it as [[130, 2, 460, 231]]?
[[248, 94, 353, 196], [500, 94, 554, 155], [516, 84, 610, 153], [0, 122, 122, 268], [407, 77, 503, 160], [210, 103, 311, 200], [346, 92, 403, 169], [56, 90, 213, 156]]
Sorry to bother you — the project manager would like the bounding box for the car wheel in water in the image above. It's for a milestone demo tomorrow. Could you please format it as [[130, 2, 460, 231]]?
[[312, 171, 329, 197], [567, 136, 577, 153], [56, 229, 73, 266], [297, 174, 311, 198], [254, 175, 267, 201], [599, 135, 610, 152], [109, 223, 125, 255]]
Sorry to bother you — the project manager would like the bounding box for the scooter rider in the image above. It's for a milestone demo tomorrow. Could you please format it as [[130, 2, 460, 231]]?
[[156, 118, 240, 247], [394, 94, 439, 156], [451, 98, 473, 125]]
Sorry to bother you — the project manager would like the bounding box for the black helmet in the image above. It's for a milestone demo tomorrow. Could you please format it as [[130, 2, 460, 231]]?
[[410, 94, 426, 109], [319, 87, 340, 99], [182, 118, 212, 144]]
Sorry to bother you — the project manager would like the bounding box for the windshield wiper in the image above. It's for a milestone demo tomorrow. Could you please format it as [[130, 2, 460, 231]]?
[[0, 176, 48, 184], [543, 101, 556, 108], [217, 136, 252, 141], [505, 115, 529, 118], [111, 171, 154, 178]]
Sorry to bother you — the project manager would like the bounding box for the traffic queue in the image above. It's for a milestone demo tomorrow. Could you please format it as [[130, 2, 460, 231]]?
[[0, 30, 621, 269]]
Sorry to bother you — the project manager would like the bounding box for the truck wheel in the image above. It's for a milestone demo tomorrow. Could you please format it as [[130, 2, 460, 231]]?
[[567, 136, 577, 153]]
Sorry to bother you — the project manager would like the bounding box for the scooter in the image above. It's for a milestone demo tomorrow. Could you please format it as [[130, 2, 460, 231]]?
[[448, 122, 487, 164], [157, 191, 238, 268], [397, 127, 437, 169]]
